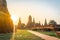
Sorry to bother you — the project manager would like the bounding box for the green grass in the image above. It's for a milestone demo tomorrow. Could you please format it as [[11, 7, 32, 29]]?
[[15, 30, 44, 40], [0, 30, 44, 40], [35, 30, 60, 38], [0, 33, 13, 40]]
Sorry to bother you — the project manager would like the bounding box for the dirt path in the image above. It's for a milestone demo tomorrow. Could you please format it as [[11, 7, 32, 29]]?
[[28, 30, 60, 40]]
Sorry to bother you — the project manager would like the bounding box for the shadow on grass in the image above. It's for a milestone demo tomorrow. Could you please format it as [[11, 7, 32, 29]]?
[[0, 33, 13, 40]]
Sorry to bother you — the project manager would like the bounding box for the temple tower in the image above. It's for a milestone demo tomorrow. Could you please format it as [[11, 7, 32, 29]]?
[[0, 0, 13, 33]]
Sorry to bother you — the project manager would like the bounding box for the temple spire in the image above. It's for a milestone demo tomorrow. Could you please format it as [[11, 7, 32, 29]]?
[[0, 0, 9, 15], [17, 18, 21, 29], [44, 19, 47, 26]]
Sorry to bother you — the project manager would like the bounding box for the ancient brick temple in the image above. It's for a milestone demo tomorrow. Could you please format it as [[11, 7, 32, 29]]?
[[0, 0, 14, 33]]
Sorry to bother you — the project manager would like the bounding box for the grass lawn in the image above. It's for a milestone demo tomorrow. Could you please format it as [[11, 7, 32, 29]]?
[[0, 33, 13, 40], [0, 30, 44, 40], [15, 30, 44, 40], [35, 30, 60, 38]]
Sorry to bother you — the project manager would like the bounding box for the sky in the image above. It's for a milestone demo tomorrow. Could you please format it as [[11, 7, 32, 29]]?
[[6, 0, 60, 25]]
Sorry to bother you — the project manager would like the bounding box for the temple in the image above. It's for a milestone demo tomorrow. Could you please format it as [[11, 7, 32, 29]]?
[[0, 0, 13, 33]]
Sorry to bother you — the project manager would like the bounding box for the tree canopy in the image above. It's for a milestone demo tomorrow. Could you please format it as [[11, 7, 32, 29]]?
[[49, 20, 57, 26]]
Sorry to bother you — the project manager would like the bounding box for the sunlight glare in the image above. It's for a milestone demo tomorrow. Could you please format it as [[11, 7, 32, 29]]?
[[11, 14, 18, 25]]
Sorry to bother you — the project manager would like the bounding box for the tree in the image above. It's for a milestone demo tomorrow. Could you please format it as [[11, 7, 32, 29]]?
[[49, 20, 57, 26], [21, 23, 25, 29]]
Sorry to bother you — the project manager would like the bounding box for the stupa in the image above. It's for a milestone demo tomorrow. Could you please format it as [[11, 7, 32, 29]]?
[[0, 0, 14, 33]]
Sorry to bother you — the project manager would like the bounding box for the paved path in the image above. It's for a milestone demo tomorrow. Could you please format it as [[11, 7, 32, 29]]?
[[28, 30, 60, 40]]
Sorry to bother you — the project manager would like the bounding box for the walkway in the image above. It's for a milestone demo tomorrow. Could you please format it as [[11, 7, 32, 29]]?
[[28, 30, 60, 40]]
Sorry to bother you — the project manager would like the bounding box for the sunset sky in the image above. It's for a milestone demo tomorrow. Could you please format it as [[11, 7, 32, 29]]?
[[6, 0, 60, 25]]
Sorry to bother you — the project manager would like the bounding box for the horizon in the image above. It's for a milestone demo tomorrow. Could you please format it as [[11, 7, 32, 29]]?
[[6, 0, 60, 25]]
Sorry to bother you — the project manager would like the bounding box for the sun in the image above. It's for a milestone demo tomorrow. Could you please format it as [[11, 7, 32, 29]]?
[[11, 14, 18, 25]]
